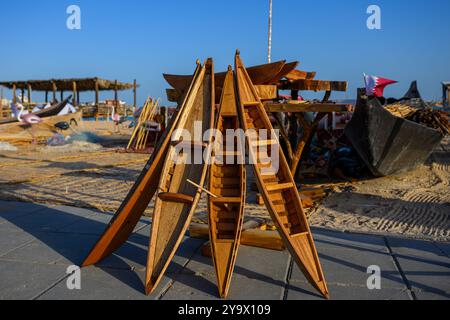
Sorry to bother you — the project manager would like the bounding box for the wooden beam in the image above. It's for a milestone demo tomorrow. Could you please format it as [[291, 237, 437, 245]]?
[[72, 81, 77, 106], [133, 79, 137, 110], [27, 83, 32, 112], [94, 78, 99, 105], [285, 70, 316, 81], [12, 84, 17, 104], [279, 79, 348, 92], [52, 81, 57, 103], [265, 102, 352, 113]]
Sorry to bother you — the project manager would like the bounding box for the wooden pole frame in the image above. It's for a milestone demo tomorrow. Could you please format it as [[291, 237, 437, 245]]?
[[52, 81, 57, 103], [13, 84, 17, 104], [73, 81, 77, 106]]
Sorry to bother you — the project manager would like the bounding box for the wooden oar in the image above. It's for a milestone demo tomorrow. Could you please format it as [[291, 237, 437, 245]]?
[[186, 179, 233, 213]]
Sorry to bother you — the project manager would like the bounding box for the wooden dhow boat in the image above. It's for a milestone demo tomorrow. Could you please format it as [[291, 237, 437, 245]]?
[[234, 51, 329, 299], [163, 60, 287, 93], [208, 66, 246, 298], [82, 61, 204, 268], [0, 96, 72, 125], [145, 58, 215, 294]]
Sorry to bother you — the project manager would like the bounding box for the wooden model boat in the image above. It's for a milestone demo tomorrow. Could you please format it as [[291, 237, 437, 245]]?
[[345, 93, 444, 177], [208, 66, 246, 298], [234, 51, 329, 299], [145, 58, 215, 294], [0, 96, 72, 125], [163, 60, 287, 92], [82, 62, 203, 267]]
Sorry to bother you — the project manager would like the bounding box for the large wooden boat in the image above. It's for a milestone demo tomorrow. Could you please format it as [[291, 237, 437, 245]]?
[[82, 62, 204, 267], [145, 58, 215, 294], [208, 66, 246, 298], [234, 51, 329, 299], [345, 93, 444, 177], [163, 60, 286, 92], [0, 96, 72, 125]]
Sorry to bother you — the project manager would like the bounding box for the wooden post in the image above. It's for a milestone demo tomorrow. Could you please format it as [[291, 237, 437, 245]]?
[[21, 88, 24, 104], [95, 78, 99, 120], [77, 91, 80, 106], [52, 81, 57, 103], [0, 87, 3, 119], [13, 84, 17, 104], [133, 79, 137, 113], [60, 90, 64, 102], [72, 81, 77, 106], [45, 91, 48, 103], [114, 80, 119, 117], [27, 83, 32, 112]]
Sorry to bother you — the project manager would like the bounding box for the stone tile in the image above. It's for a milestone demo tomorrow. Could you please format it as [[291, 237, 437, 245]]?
[[434, 242, 450, 258], [2, 207, 84, 233], [96, 236, 205, 273], [2, 232, 99, 266], [0, 201, 46, 220], [291, 243, 405, 290], [0, 260, 67, 300], [414, 290, 450, 300], [286, 282, 411, 300], [312, 228, 388, 253], [0, 230, 34, 256], [226, 272, 286, 300], [38, 266, 170, 300], [386, 237, 450, 295], [161, 273, 219, 300]]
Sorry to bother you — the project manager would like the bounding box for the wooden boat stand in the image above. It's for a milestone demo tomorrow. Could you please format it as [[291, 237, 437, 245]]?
[[82, 54, 330, 300]]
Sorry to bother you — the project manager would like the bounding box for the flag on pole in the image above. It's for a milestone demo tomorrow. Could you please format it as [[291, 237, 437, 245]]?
[[364, 74, 397, 97]]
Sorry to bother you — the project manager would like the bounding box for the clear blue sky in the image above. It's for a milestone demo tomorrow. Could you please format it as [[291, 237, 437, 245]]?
[[1, 0, 449, 105]]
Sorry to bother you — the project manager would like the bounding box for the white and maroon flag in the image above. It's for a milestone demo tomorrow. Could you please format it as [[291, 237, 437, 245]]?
[[364, 74, 397, 97]]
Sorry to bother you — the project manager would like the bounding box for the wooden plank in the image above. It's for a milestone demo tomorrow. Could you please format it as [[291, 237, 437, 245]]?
[[279, 79, 348, 92], [190, 223, 285, 251], [254, 85, 277, 101], [264, 102, 352, 113], [285, 70, 316, 81]]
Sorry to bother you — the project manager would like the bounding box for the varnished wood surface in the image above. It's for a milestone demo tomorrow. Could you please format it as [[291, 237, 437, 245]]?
[[208, 67, 246, 298], [145, 59, 215, 295], [234, 51, 329, 299]]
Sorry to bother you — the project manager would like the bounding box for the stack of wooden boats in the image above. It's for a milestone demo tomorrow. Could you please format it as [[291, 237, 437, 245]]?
[[82, 52, 329, 299]]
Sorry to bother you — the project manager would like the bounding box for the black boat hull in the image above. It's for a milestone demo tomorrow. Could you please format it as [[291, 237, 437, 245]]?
[[345, 97, 444, 177]]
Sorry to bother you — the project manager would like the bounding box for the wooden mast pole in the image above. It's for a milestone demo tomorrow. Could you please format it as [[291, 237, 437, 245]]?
[[73, 81, 78, 106], [13, 84, 17, 104], [27, 83, 32, 112], [52, 81, 57, 103], [133, 79, 137, 114], [0, 86, 3, 119], [95, 78, 99, 120], [114, 80, 119, 118], [268, 0, 273, 63]]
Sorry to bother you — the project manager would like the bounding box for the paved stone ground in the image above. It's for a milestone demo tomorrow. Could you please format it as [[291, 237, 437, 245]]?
[[0, 200, 449, 300]]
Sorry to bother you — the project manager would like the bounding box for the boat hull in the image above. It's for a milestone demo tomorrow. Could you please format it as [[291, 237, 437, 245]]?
[[208, 68, 246, 298], [146, 59, 215, 294], [345, 97, 443, 177]]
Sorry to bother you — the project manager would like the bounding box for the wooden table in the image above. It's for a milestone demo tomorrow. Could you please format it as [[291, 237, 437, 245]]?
[[264, 102, 353, 178]]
